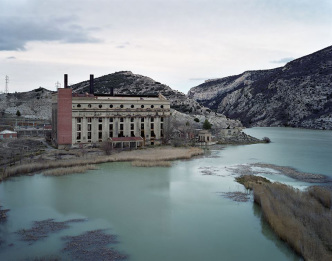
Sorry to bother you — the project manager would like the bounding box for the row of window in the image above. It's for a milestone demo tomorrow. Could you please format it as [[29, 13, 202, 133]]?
[[76, 104, 164, 109], [76, 117, 163, 123]]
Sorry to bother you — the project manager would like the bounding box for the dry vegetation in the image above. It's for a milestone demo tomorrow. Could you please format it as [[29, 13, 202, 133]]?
[[131, 161, 172, 167], [43, 165, 98, 176], [236, 175, 332, 261], [0, 147, 203, 180]]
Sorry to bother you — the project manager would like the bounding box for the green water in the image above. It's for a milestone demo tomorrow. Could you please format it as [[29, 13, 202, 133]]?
[[1, 127, 331, 260]]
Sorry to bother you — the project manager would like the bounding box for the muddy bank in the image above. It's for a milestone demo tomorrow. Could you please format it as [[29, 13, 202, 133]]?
[[0, 206, 9, 222], [218, 192, 250, 202], [16, 218, 86, 242], [12, 218, 128, 260], [63, 230, 128, 261]]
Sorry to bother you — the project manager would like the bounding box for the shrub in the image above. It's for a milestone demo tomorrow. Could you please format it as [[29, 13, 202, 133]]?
[[202, 119, 212, 130], [262, 137, 271, 143]]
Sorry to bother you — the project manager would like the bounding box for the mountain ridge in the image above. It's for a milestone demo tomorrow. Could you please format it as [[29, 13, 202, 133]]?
[[188, 45, 332, 129]]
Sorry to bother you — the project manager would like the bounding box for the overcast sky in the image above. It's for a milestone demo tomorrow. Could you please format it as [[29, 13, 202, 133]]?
[[1, 0, 331, 94]]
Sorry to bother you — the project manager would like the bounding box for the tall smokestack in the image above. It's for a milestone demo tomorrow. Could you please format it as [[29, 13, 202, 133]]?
[[89, 74, 94, 94], [110, 87, 114, 96], [64, 74, 68, 88]]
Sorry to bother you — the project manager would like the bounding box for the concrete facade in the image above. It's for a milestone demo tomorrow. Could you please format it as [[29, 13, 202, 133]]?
[[52, 88, 171, 148]]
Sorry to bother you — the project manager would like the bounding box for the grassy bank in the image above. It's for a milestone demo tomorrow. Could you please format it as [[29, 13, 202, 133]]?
[[236, 175, 332, 261], [0, 147, 203, 180]]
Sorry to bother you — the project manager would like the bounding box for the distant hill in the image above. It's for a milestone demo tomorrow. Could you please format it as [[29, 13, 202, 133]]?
[[188, 46, 332, 129]]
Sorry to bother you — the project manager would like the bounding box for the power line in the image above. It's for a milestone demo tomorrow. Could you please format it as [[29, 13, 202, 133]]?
[[55, 81, 61, 90], [5, 75, 9, 94]]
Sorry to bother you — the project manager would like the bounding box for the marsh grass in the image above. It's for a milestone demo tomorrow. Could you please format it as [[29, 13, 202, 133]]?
[[131, 161, 172, 167], [308, 186, 332, 209], [43, 165, 98, 176], [235, 175, 332, 261]]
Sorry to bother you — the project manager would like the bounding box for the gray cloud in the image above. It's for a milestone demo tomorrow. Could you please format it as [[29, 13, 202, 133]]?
[[6, 56, 16, 59], [0, 16, 101, 51], [270, 57, 294, 64]]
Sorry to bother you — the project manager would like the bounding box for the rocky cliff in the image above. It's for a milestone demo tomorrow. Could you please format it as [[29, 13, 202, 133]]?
[[0, 87, 53, 120], [188, 46, 332, 129]]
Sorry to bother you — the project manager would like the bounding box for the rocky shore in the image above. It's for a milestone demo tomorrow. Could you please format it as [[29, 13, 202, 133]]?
[[217, 132, 266, 145]]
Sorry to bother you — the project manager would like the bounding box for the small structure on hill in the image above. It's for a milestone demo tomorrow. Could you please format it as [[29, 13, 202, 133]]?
[[198, 130, 212, 143], [0, 130, 17, 139]]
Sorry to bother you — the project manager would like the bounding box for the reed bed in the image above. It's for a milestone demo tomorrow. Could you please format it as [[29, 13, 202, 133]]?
[[131, 161, 172, 167], [43, 165, 98, 176], [0, 147, 203, 181], [236, 175, 332, 261]]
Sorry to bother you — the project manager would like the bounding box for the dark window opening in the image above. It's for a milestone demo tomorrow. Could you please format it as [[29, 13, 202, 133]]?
[[99, 104, 102, 108], [120, 104, 124, 108], [99, 124, 102, 131]]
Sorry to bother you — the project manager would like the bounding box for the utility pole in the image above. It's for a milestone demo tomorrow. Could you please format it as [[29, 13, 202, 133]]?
[[5, 75, 9, 94], [55, 81, 61, 90]]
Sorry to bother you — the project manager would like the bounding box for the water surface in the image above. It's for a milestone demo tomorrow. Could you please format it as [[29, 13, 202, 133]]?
[[1, 127, 330, 260]]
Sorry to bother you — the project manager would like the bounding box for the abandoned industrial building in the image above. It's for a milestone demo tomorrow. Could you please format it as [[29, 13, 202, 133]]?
[[52, 74, 171, 149]]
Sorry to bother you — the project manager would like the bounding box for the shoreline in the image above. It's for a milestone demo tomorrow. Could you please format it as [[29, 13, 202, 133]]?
[[0, 146, 204, 181]]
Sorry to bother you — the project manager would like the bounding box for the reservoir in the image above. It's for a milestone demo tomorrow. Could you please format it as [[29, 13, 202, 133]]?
[[0, 127, 331, 260]]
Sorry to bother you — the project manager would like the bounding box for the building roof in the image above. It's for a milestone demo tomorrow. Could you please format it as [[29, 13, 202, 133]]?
[[110, 137, 143, 142], [0, 130, 17, 134]]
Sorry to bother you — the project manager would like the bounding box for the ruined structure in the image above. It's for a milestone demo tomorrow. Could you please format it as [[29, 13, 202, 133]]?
[[52, 74, 171, 148]]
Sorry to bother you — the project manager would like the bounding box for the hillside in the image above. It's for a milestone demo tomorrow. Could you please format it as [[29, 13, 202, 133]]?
[[0, 73, 242, 130], [70, 71, 208, 115], [188, 46, 332, 129], [0, 87, 53, 120]]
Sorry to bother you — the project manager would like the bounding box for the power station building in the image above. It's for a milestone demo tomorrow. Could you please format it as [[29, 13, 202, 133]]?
[[52, 74, 171, 149]]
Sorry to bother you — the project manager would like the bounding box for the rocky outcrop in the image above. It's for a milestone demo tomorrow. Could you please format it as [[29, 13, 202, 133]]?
[[188, 46, 332, 130], [0, 87, 53, 120]]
